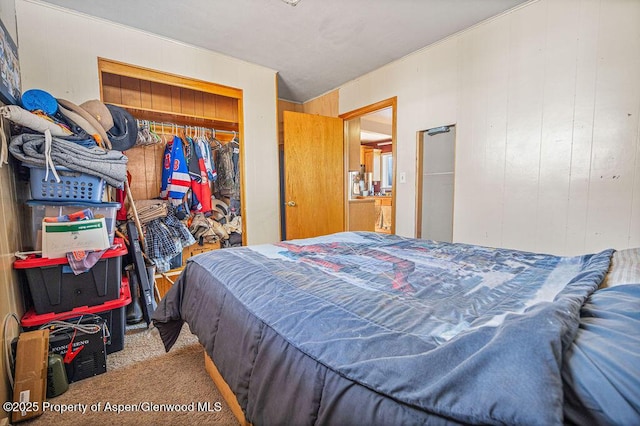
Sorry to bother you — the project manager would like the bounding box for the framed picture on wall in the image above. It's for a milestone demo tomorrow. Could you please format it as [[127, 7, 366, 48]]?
[[0, 16, 20, 106]]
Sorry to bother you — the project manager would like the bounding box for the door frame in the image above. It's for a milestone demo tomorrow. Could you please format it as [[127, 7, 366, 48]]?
[[415, 131, 426, 239], [415, 125, 457, 240], [339, 97, 397, 234]]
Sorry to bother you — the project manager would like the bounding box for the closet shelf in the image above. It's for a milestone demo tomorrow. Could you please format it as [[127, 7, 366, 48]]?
[[111, 103, 239, 132]]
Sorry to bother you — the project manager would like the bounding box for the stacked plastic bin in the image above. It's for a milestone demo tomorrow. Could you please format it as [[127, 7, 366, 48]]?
[[14, 164, 130, 368]]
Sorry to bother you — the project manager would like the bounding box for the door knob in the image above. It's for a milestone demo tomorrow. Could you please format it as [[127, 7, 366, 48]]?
[[287, 201, 296, 207]]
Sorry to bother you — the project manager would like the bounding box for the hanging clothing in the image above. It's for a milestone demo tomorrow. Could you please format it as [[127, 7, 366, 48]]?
[[160, 136, 190, 205], [186, 137, 213, 214], [231, 140, 241, 212], [185, 137, 202, 212], [199, 137, 217, 182], [216, 142, 239, 199]]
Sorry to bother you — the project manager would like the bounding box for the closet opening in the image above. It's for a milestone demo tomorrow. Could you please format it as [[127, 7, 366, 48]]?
[[98, 58, 245, 298]]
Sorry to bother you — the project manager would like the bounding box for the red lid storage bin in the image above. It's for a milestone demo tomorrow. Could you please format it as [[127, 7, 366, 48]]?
[[14, 239, 127, 315], [21, 277, 132, 354]]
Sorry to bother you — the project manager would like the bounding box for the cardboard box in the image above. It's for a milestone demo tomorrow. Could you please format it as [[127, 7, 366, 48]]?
[[182, 240, 221, 265], [12, 329, 49, 423], [41, 217, 110, 258]]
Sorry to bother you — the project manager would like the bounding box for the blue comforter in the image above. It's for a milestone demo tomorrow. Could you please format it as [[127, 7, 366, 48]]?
[[155, 232, 613, 425]]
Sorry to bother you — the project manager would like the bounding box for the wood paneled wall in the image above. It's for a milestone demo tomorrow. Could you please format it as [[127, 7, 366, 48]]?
[[125, 143, 166, 201], [278, 90, 339, 145], [278, 99, 303, 145], [302, 90, 339, 117], [0, 128, 30, 423], [0, 4, 25, 421], [102, 73, 238, 128]]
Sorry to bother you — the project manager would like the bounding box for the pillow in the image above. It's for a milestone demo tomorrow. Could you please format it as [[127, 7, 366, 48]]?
[[562, 284, 640, 424], [600, 248, 640, 288]]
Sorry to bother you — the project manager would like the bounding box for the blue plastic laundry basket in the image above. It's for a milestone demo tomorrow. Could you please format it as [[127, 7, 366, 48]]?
[[27, 164, 106, 202]]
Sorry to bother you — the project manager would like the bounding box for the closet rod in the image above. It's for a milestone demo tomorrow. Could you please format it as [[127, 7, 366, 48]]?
[[136, 119, 239, 136]]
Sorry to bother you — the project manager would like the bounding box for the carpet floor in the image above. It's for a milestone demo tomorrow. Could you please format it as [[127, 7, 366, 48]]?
[[25, 322, 240, 426]]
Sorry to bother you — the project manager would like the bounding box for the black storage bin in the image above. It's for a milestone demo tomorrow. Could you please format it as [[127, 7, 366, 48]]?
[[20, 277, 131, 355], [14, 240, 127, 314]]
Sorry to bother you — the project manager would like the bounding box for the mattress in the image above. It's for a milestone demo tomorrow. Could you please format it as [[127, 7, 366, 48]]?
[[153, 232, 633, 425]]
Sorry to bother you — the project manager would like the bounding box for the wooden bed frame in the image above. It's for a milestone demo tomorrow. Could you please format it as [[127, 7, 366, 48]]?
[[204, 350, 251, 426]]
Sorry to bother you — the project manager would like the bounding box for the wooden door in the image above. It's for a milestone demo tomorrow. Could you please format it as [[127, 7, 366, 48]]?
[[283, 111, 344, 239]]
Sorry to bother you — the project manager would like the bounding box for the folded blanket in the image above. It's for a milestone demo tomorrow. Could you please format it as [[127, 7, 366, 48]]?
[[0, 105, 72, 137], [128, 199, 168, 224], [9, 133, 128, 188]]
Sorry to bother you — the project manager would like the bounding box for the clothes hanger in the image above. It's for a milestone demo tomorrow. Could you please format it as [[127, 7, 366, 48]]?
[[150, 121, 161, 144], [209, 129, 223, 149]]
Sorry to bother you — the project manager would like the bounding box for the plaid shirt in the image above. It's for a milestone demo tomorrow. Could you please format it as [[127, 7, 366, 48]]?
[[144, 206, 195, 272]]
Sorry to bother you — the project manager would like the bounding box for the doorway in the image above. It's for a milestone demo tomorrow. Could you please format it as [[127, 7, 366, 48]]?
[[416, 125, 456, 242], [340, 97, 397, 235]]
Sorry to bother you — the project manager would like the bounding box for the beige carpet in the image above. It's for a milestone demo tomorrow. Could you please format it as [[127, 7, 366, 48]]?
[[26, 323, 239, 426]]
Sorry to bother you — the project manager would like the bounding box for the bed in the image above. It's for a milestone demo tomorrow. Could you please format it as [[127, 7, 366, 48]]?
[[152, 231, 640, 425]]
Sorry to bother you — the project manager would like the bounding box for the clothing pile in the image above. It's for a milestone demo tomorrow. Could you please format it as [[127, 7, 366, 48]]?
[[189, 212, 242, 245], [222, 216, 243, 248], [3, 89, 137, 188], [189, 213, 227, 243], [209, 197, 243, 247]]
